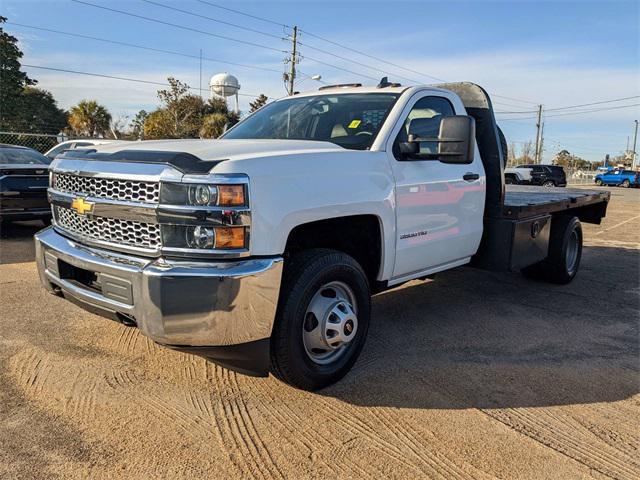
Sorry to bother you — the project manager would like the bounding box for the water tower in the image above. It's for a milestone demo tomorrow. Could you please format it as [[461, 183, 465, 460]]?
[[209, 72, 240, 113]]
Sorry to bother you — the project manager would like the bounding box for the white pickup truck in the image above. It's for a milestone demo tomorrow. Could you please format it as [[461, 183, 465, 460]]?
[[35, 82, 610, 390]]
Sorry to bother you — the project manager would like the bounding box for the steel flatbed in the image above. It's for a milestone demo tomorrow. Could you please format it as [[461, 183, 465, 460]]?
[[502, 185, 611, 220]]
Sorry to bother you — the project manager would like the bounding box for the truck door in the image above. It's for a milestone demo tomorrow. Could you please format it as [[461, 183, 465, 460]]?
[[385, 93, 485, 279]]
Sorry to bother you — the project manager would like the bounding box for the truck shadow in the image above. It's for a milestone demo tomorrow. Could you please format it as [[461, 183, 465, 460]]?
[[322, 245, 639, 409], [0, 220, 45, 265]]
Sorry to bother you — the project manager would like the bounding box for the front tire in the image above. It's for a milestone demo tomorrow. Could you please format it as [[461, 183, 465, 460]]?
[[595, 179, 603, 186], [542, 180, 556, 187], [521, 216, 583, 284], [270, 249, 371, 390]]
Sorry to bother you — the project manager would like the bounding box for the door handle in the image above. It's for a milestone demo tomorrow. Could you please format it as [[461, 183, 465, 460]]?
[[463, 173, 479, 181]]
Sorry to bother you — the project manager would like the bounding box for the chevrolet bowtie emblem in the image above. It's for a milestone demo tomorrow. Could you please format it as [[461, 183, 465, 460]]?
[[70, 197, 94, 215]]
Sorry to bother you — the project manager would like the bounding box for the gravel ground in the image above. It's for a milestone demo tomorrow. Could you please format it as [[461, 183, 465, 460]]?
[[0, 187, 638, 479]]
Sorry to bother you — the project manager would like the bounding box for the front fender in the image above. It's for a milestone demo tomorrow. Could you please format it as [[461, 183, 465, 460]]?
[[213, 151, 397, 280]]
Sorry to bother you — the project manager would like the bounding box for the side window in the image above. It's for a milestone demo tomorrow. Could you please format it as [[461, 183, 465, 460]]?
[[394, 96, 455, 159]]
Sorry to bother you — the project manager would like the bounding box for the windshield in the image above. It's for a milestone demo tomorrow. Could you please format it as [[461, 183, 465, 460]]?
[[222, 93, 400, 150], [0, 147, 51, 165]]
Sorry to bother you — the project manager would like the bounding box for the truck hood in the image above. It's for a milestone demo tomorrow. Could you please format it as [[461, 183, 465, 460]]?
[[93, 139, 346, 162]]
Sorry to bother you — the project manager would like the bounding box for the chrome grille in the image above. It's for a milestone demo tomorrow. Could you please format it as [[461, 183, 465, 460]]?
[[54, 206, 161, 250], [53, 173, 160, 203]]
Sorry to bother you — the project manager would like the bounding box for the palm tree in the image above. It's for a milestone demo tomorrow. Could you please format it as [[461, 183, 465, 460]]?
[[68, 100, 111, 137]]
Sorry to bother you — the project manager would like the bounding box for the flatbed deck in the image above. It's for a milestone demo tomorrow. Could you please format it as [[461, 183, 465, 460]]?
[[502, 185, 610, 220]]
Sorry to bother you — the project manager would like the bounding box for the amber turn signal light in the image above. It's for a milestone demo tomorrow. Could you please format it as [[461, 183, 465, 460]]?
[[218, 185, 245, 206], [215, 227, 246, 249]]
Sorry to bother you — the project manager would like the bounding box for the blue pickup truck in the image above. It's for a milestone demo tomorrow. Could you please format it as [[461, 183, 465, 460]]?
[[595, 169, 639, 188]]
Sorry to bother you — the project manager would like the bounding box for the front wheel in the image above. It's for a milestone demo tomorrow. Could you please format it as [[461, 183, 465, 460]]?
[[542, 180, 556, 187], [270, 249, 370, 390], [595, 179, 603, 186], [522, 216, 583, 284]]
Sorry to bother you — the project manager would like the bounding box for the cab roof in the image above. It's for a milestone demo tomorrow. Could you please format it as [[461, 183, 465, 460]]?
[[284, 84, 453, 100]]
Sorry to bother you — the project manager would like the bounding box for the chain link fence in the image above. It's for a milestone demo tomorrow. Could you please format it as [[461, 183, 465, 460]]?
[[565, 168, 599, 186], [0, 131, 67, 153]]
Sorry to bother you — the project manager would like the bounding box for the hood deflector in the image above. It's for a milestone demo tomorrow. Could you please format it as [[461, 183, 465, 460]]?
[[59, 149, 225, 174]]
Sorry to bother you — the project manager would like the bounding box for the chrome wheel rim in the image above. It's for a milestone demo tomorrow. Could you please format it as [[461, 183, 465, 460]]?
[[566, 229, 579, 274], [543, 181, 554, 187], [302, 281, 358, 365]]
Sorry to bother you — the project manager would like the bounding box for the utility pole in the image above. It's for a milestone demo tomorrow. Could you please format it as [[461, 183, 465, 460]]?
[[286, 26, 298, 96], [632, 119, 638, 170], [534, 104, 543, 164]]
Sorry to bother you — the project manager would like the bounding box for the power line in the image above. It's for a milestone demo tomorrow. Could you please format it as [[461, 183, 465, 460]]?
[[196, 0, 290, 29], [8, 22, 282, 74], [140, 0, 285, 40], [21, 64, 266, 98], [189, 0, 424, 85], [298, 28, 443, 83], [544, 95, 640, 112], [195, 0, 539, 105], [494, 99, 540, 109], [298, 40, 422, 85], [302, 55, 379, 82], [544, 103, 640, 118], [496, 96, 640, 114], [496, 109, 540, 114], [497, 103, 640, 122], [490, 93, 539, 105], [300, 27, 538, 106], [71, 0, 286, 54]]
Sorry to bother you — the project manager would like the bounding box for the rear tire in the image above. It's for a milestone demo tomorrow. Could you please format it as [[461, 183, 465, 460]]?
[[270, 249, 371, 390], [542, 180, 556, 187], [621, 179, 630, 188], [521, 216, 582, 284]]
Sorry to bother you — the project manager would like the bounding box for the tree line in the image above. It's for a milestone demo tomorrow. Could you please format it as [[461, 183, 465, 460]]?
[[506, 140, 605, 169], [1, 16, 268, 147]]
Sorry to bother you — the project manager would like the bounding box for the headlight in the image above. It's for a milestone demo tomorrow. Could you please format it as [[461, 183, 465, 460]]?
[[189, 184, 218, 206], [161, 183, 246, 207], [162, 225, 247, 250], [159, 178, 249, 254]]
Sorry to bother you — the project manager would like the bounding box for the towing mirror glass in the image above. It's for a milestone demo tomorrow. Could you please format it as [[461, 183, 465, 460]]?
[[398, 115, 475, 164], [437, 116, 475, 164]]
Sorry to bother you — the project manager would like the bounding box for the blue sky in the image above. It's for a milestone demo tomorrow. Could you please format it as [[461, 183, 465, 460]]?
[[5, 0, 639, 162]]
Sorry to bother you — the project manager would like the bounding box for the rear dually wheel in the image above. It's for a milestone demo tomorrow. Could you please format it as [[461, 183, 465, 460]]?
[[521, 215, 583, 284]]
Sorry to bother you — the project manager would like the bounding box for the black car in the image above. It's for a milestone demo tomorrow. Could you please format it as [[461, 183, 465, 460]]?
[[0, 144, 51, 224], [516, 164, 567, 187]]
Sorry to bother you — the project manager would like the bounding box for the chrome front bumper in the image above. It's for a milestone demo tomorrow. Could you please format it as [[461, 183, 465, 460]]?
[[35, 227, 283, 347]]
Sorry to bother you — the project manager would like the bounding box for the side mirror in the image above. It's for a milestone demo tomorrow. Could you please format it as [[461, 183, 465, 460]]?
[[437, 116, 475, 164], [398, 115, 475, 164]]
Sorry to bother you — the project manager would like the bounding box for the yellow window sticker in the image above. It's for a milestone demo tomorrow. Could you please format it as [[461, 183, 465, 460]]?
[[348, 119, 362, 129]]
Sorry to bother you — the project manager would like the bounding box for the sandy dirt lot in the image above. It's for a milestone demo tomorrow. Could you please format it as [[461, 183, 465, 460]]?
[[0, 187, 638, 479]]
